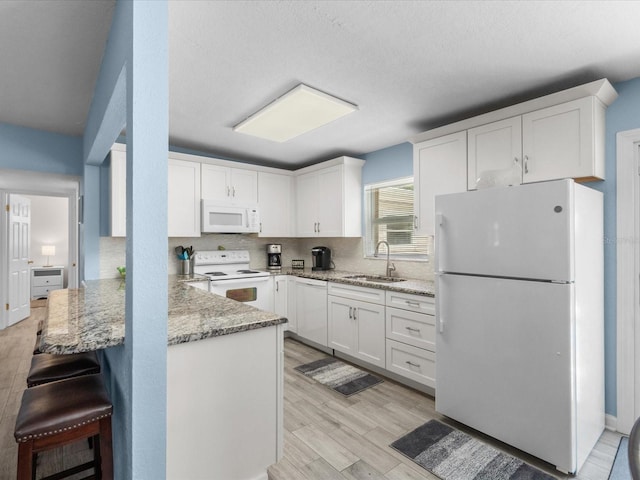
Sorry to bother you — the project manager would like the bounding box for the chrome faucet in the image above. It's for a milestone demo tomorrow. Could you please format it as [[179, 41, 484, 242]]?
[[374, 240, 396, 277]]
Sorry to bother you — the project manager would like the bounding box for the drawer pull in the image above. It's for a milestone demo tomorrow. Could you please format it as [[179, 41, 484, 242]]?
[[405, 327, 421, 333], [405, 361, 421, 368], [405, 300, 420, 307]]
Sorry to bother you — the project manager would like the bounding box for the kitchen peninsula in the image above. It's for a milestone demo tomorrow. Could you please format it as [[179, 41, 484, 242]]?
[[40, 276, 286, 480]]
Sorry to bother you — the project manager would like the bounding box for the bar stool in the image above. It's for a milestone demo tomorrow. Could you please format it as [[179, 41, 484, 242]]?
[[27, 351, 101, 387], [14, 374, 113, 480]]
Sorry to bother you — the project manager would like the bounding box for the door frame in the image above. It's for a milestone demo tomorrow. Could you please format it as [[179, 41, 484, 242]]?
[[0, 169, 80, 330], [616, 128, 640, 434]]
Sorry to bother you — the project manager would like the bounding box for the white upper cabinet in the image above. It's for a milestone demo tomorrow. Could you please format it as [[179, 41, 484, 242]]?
[[414, 131, 467, 236], [109, 145, 201, 237], [467, 96, 606, 189], [257, 172, 293, 237], [467, 116, 522, 190], [168, 157, 201, 237], [413, 78, 617, 194], [294, 157, 364, 238], [201, 164, 258, 205], [521, 96, 604, 183]]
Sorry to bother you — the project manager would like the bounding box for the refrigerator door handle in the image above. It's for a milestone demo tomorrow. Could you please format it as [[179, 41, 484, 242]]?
[[435, 213, 444, 274], [435, 273, 444, 333]]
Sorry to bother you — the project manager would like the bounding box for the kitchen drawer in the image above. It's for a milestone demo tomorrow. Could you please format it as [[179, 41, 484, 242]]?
[[328, 282, 385, 305], [32, 276, 63, 287], [386, 307, 435, 352], [386, 339, 435, 388], [385, 290, 434, 315], [31, 285, 60, 298]]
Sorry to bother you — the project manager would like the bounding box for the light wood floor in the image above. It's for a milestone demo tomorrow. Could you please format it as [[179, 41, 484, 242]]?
[[0, 305, 94, 480], [0, 308, 624, 480], [269, 337, 624, 480]]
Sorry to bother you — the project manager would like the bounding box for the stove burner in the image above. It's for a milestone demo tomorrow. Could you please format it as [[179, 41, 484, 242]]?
[[205, 271, 227, 276], [237, 269, 259, 274]]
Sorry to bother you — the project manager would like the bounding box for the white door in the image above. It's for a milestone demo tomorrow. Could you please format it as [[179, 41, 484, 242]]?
[[353, 299, 385, 368], [258, 172, 292, 237], [316, 166, 343, 237], [295, 172, 318, 237], [413, 131, 467, 235], [168, 158, 201, 237], [522, 97, 593, 183], [328, 295, 356, 354], [435, 179, 573, 281], [436, 273, 575, 473], [230, 169, 258, 204], [201, 164, 231, 202], [467, 116, 522, 190], [8, 194, 31, 326]]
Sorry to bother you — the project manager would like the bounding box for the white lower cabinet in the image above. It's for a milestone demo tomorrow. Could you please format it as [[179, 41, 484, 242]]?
[[295, 278, 327, 346], [289, 277, 436, 390], [328, 283, 385, 368], [386, 340, 436, 387], [274, 275, 296, 332], [385, 291, 436, 388]]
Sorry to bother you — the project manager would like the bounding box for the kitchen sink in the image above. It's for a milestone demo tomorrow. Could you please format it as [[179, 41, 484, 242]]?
[[344, 275, 406, 284]]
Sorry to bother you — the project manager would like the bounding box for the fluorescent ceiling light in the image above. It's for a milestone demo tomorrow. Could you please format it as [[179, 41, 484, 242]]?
[[233, 84, 358, 142]]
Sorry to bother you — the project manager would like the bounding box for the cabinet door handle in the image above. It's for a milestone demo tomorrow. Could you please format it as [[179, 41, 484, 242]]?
[[317, 222, 320, 233], [406, 361, 421, 368], [348, 307, 353, 319], [353, 307, 357, 320], [259, 222, 262, 233], [405, 326, 421, 333], [232, 186, 236, 197], [276, 281, 279, 292], [524, 155, 529, 174], [226, 186, 230, 197], [414, 215, 418, 230]]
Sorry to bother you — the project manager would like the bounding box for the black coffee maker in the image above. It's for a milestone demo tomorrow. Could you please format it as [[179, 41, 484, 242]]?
[[267, 244, 282, 271], [311, 246, 331, 271]]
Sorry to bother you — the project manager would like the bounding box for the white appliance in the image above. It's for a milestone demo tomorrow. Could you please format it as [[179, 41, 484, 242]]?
[[434, 179, 603, 474], [201, 200, 260, 233], [193, 250, 273, 312]]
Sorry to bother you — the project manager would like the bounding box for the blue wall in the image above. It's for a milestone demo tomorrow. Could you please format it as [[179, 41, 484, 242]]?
[[361, 142, 413, 185], [0, 123, 82, 175]]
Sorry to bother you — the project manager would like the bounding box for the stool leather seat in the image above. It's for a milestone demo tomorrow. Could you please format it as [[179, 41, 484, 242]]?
[[15, 374, 112, 443], [14, 374, 113, 480], [27, 351, 100, 387]]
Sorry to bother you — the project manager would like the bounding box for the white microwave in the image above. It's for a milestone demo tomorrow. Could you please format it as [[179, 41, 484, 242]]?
[[201, 200, 260, 233]]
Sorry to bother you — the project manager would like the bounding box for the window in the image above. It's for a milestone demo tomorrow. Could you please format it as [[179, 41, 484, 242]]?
[[364, 177, 430, 259]]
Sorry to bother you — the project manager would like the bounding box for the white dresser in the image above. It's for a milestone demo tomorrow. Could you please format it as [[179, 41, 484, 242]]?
[[31, 267, 64, 300]]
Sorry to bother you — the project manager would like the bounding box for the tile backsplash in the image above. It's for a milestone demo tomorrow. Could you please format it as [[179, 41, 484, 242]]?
[[99, 234, 434, 281]]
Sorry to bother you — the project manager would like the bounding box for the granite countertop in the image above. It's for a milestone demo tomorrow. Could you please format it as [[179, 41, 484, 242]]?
[[40, 275, 287, 355], [271, 269, 435, 297]]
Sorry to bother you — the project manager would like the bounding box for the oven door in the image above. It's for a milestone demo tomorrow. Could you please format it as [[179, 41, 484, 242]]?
[[208, 276, 274, 312]]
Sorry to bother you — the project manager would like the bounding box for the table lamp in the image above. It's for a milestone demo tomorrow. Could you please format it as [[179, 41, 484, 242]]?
[[41, 245, 55, 267]]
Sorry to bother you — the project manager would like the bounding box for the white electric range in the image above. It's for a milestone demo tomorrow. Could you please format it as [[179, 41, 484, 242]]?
[[192, 250, 273, 312]]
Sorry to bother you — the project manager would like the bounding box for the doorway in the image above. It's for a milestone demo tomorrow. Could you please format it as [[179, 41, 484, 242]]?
[[0, 169, 80, 330], [616, 128, 640, 434]]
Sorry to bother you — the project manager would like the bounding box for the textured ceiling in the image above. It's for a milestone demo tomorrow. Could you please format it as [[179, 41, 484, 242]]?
[[2, 1, 640, 169]]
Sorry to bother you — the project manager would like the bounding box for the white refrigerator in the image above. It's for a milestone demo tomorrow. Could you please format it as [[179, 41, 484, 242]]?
[[434, 179, 604, 474]]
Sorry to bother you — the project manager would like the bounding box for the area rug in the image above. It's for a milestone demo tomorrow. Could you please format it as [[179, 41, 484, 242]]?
[[390, 419, 557, 480], [294, 357, 383, 396], [608, 436, 631, 480]]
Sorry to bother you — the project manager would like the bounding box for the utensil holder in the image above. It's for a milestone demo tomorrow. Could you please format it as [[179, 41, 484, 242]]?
[[179, 259, 192, 275]]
